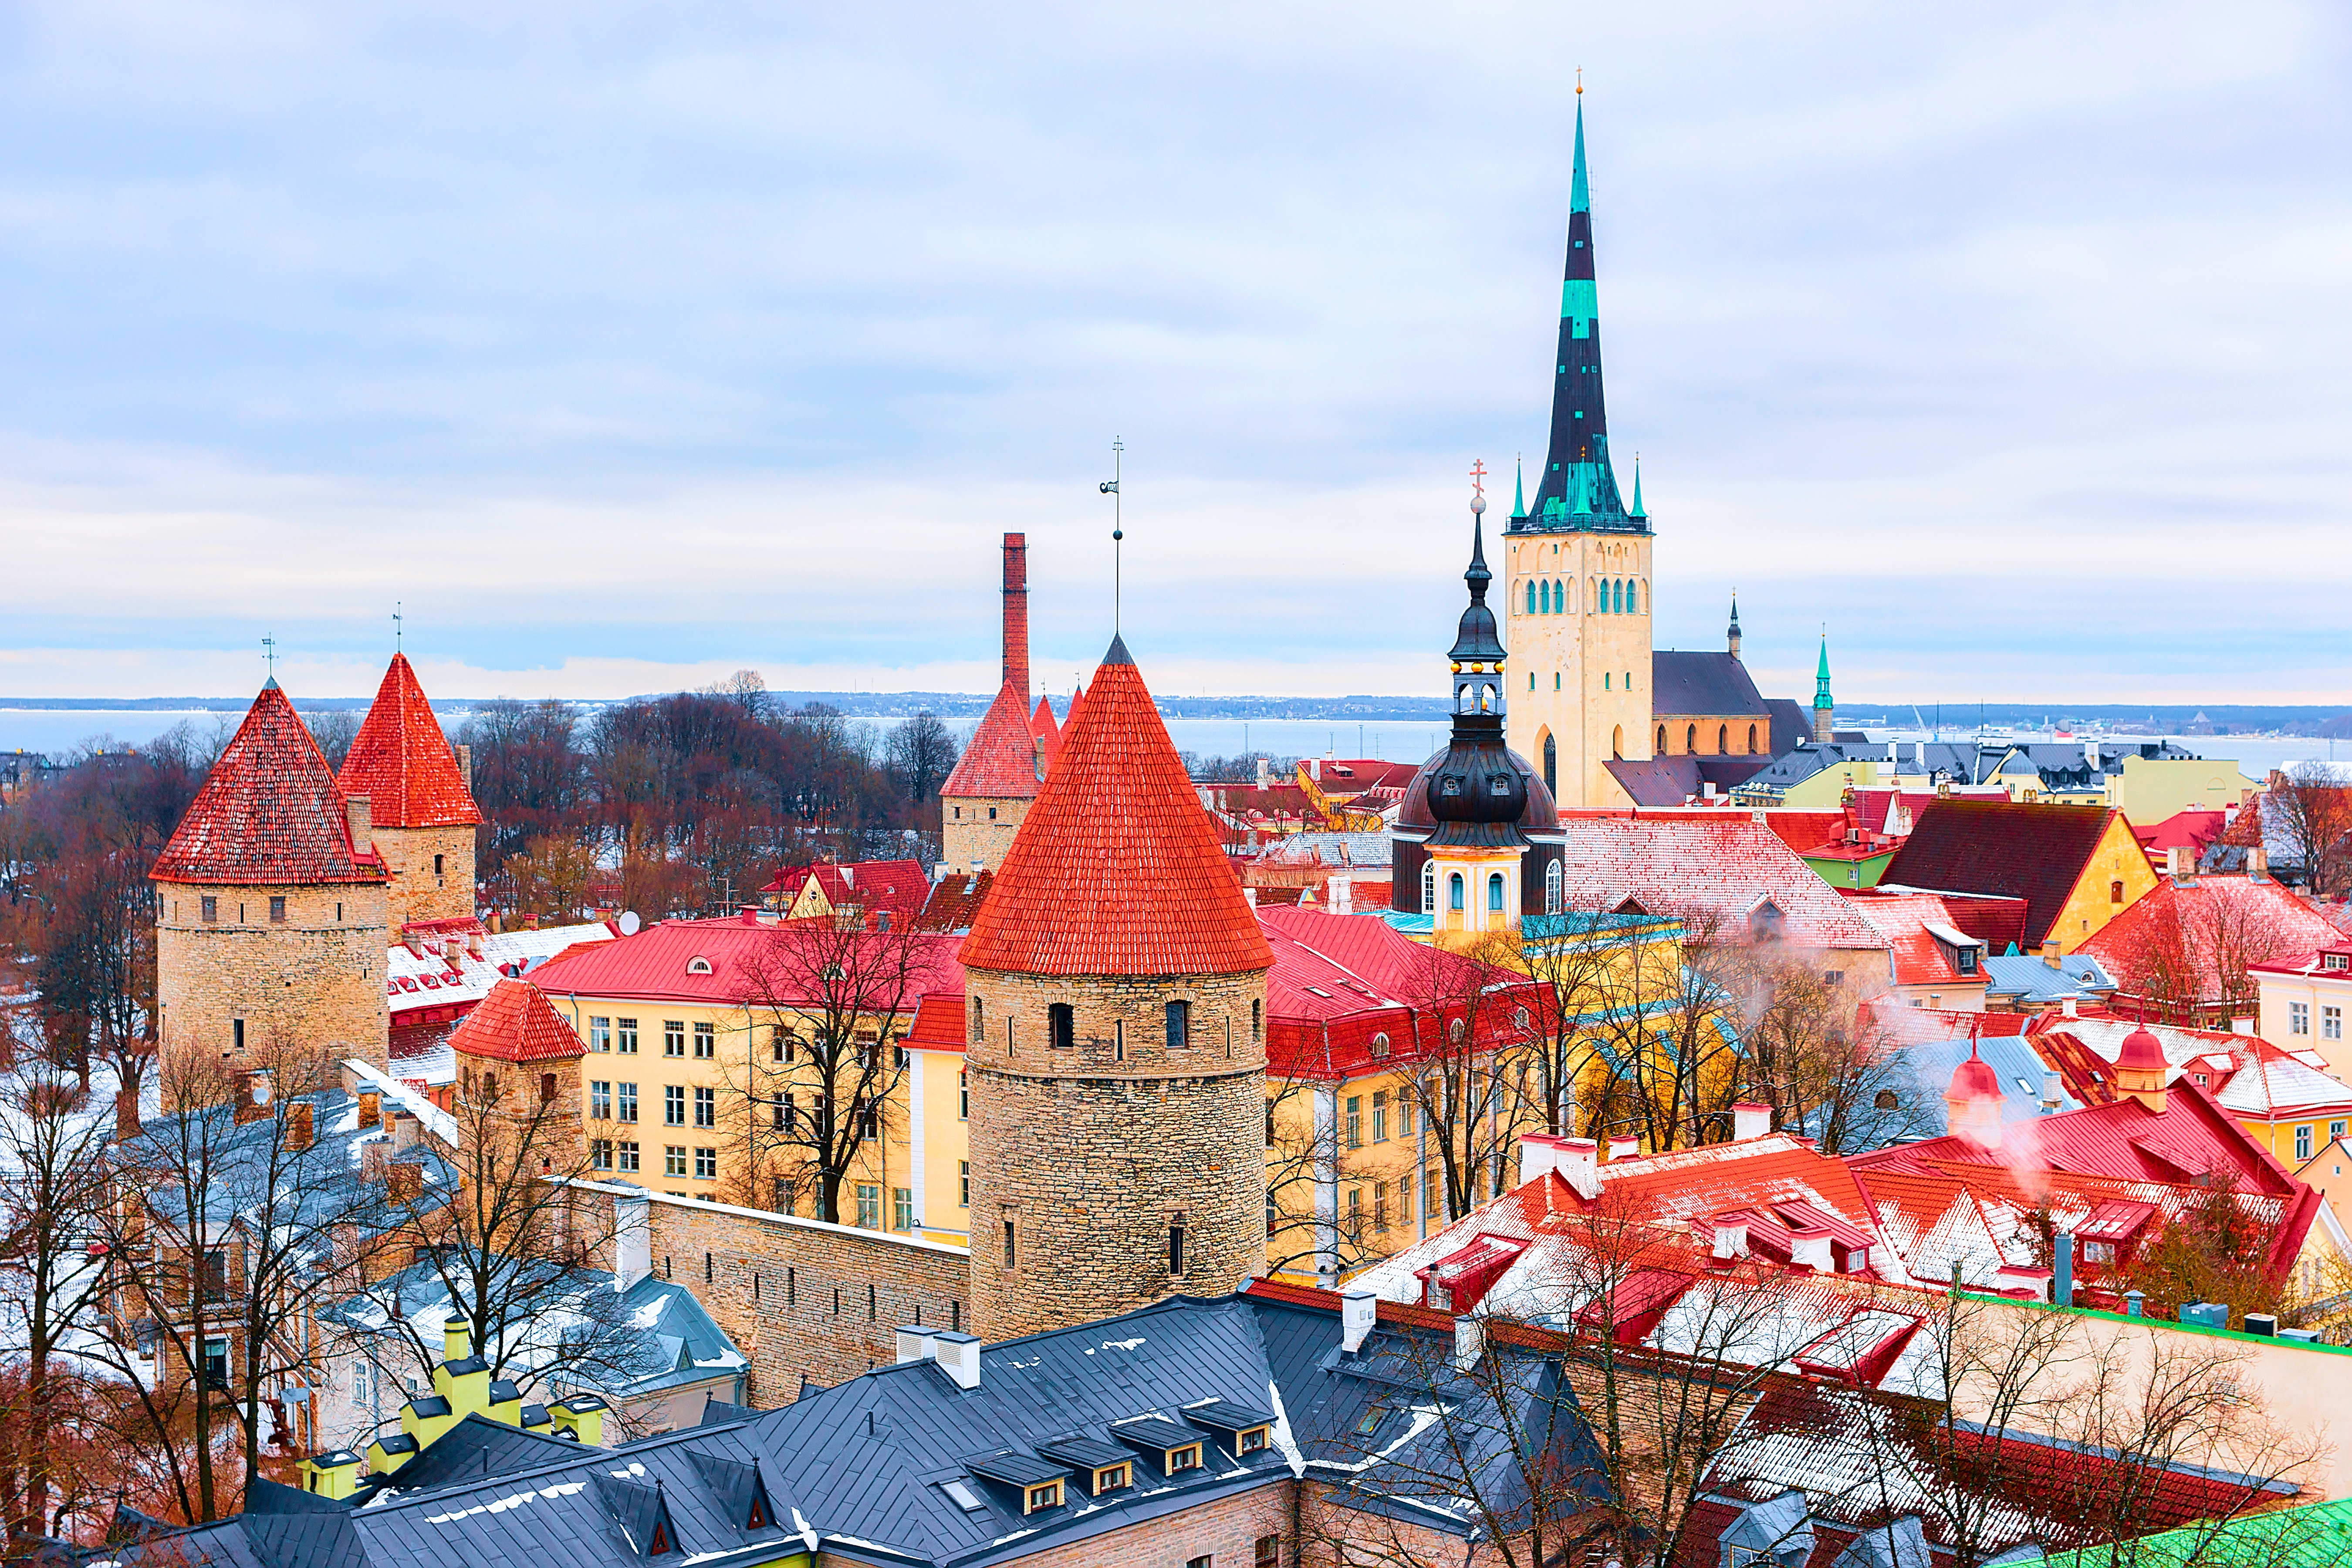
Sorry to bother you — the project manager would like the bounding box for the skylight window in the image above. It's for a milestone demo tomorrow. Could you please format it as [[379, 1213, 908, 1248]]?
[[1355, 1406, 1389, 1436], [940, 1479, 986, 1511]]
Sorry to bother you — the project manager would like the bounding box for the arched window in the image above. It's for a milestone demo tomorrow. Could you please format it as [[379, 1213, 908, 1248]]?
[[1656, 724, 1669, 753], [1747, 724, 1758, 754], [1718, 724, 1729, 754], [1612, 725, 1624, 760], [1448, 873, 1465, 912], [1545, 859, 1563, 914], [1527, 579, 1538, 615], [1422, 861, 1436, 913], [2110, 879, 2125, 904], [1686, 724, 1698, 753], [1615, 579, 1627, 614], [1487, 873, 1505, 912], [1554, 578, 1565, 613], [1629, 580, 1639, 614], [1542, 733, 1556, 793], [970, 996, 984, 1044]]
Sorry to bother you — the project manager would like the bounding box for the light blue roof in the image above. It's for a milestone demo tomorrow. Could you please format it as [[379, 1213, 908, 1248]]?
[[1981, 953, 2115, 1004], [1835, 1033, 2081, 1149]]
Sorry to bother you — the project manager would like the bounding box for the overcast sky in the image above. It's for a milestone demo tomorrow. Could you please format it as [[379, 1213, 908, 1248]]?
[[2, 2, 2347, 709]]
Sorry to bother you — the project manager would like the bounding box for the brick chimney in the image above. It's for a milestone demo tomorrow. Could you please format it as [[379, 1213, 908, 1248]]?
[[1001, 533, 1029, 698], [357, 1089, 381, 1129], [455, 743, 473, 794], [233, 1069, 274, 1125], [284, 1100, 314, 1152], [387, 1161, 423, 1205], [345, 793, 372, 852]]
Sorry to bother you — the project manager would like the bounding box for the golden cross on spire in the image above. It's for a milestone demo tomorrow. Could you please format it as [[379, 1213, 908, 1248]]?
[[1468, 457, 1488, 498], [1576, 67, 1583, 95]]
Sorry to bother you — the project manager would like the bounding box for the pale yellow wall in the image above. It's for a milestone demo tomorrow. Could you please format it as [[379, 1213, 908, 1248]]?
[[1780, 758, 1884, 808], [2106, 755, 2250, 822], [2259, 970, 2352, 1081], [2048, 814, 2161, 947], [1502, 531, 1653, 809]]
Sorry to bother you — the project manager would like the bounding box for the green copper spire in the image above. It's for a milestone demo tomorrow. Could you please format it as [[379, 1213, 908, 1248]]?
[[1570, 96, 1590, 215], [1629, 456, 1645, 517], [1814, 634, 1834, 708], [1512, 456, 1526, 522]]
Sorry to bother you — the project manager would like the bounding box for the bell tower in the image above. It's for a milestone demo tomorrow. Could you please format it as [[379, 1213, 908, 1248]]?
[[1424, 489, 1532, 946], [1501, 91, 1653, 809]]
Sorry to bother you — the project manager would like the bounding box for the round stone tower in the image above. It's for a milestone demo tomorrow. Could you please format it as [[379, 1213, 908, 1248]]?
[[960, 635, 1274, 1341], [152, 680, 391, 1090]]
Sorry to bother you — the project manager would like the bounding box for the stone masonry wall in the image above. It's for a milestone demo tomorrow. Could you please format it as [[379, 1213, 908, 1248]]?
[[155, 880, 390, 1084], [941, 796, 1028, 873], [371, 823, 478, 929], [965, 964, 1269, 1342], [575, 1183, 971, 1405]]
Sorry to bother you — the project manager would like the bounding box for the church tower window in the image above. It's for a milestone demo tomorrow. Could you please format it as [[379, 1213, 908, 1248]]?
[[1718, 724, 1728, 753], [1686, 724, 1697, 753], [1545, 859, 1563, 914], [1657, 725, 1669, 753], [1421, 862, 1436, 913], [1449, 873, 1465, 912], [1542, 734, 1556, 793], [1487, 874, 1505, 912], [1747, 724, 1758, 753], [1527, 580, 1538, 614]]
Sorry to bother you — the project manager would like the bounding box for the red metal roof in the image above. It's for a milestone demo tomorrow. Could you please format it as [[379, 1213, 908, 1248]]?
[[940, 679, 1044, 799], [1879, 799, 2134, 949], [336, 653, 482, 829], [960, 639, 1274, 977], [447, 977, 588, 1063], [1256, 906, 1523, 1079], [527, 916, 964, 1007], [2081, 874, 2343, 1006], [152, 683, 389, 887]]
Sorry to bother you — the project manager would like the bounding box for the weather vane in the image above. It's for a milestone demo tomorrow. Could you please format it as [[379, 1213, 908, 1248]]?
[[394, 601, 403, 652], [1099, 438, 1125, 634], [261, 635, 277, 681], [1576, 67, 1583, 96]]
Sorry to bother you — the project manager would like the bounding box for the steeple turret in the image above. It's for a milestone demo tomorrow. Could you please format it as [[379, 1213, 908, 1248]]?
[[1727, 594, 1742, 660], [1812, 635, 1835, 742], [1520, 95, 1640, 536]]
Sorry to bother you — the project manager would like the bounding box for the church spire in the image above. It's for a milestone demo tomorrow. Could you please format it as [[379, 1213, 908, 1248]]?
[[1523, 92, 1634, 535], [1727, 593, 1742, 659], [1812, 633, 1836, 743], [1511, 454, 1526, 523]]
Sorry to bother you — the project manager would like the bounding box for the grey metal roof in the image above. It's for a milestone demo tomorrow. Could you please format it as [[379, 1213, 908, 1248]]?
[[1980, 953, 2115, 1003], [104, 1291, 1613, 1568], [1651, 651, 1771, 720]]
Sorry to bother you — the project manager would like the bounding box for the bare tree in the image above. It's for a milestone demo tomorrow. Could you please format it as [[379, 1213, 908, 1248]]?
[[1516, 901, 1625, 1140], [882, 713, 961, 805], [1394, 931, 1541, 1226], [0, 1060, 120, 1538], [298, 710, 361, 772], [723, 918, 939, 1223], [2270, 763, 2352, 896], [1583, 904, 1748, 1152], [1737, 956, 1919, 1154]]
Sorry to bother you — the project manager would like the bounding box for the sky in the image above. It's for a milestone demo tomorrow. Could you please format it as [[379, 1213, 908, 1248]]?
[[1, 2, 2348, 710]]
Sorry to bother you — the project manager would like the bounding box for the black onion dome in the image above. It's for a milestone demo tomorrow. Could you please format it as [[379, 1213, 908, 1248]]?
[[1396, 744, 1559, 833], [1446, 510, 1507, 666]]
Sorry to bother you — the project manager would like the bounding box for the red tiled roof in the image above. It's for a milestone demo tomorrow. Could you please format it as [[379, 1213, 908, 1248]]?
[[1552, 814, 1886, 951], [1842, 892, 1978, 988], [1759, 810, 1847, 856], [1027, 695, 1060, 767], [152, 683, 389, 887], [1882, 888, 2030, 953], [1879, 800, 2133, 949], [336, 653, 482, 829], [447, 977, 588, 1063], [917, 868, 993, 932], [960, 638, 1274, 977], [940, 679, 1043, 800], [2080, 874, 2342, 1005], [528, 916, 964, 1006], [904, 989, 969, 1052], [768, 858, 931, 917]]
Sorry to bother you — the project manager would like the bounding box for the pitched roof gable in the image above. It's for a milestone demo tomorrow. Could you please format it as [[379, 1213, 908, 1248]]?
[[1879, 800, 2131, 948], [961, 639, 1273, 977], [152, 683, 389, 887], [337, 654, 482, 828], [448, 978, 588, 1063], [940, 679, 1043, 800]]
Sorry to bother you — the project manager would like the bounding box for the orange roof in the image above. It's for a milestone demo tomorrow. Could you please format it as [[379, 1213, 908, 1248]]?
[[940, 679, 1042, 799], [960, 636, 1274, 977], [152, 683, 389, 887], [1028, 695, 1060, 766], [447, 977, 588, 1063], [337, 653, 483, 828]]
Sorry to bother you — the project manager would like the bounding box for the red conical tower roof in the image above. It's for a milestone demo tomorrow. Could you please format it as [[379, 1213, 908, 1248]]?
[[338, 654, 482, 828], [941, 679, 1044, 799], [449, 977, 587, 1063], [962, 637, 1273, 977], [152, 683, 388, 886]]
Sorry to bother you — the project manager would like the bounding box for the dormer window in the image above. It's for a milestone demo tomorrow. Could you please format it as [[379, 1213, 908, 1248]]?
[[1237, 1425, 1269, 1454], [1092, 1463, 1130, 1494], [1166, 1443, 1201, 1474], [1024, 1480, 1062, 1513], [2326, 953, 2351, 972], [687, 956, 713, 975]]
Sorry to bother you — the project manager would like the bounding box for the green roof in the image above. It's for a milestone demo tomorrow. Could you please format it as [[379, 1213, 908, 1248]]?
[[2040, 1499, 2352, 1568]]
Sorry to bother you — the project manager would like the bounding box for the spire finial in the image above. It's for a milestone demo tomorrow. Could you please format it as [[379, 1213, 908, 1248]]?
[[393, 601, 402, 653], [1629, 452, 1645, 517], [1098, 439, 1125, 635], [1571, 83, 1591, 215], [261, 635, 278, 688], [1512, 453, 1526, 522], [1576, 67, 1583, 95]]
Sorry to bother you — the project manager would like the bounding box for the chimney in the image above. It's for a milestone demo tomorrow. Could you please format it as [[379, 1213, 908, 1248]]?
[[1242, 886, 1258, 908], [930, 1330, 981, 1389], [2041, 940, 2064, 972], [1000, 533, 1030, 698], [357, 1089, 381, 1129], [894, 1325, 935, 1365], [345, 793, 372, 852], [1712, 1214, 1750, 1260], [2053, 1232, 2075, 1307], [1731, 1102, 1772, 1142], [2040, 1071, 2064, 1112], [455, 743, 473, 794], [445, 1320, 472, 1364], [2249, 845, 2269, 881], [1606, 1136, 1642, 1162], [284, 1100, 314, 1152], [614, 1192, 651, 1291], [234, 1069, 274, 1125], [1554, 1138, 1600, 1200], [1452, 1314, 1485, 1371], [1340, 1289, 1378, 1355], [2062, 995, 2078, 1019], [114, 1090, 140, 1143], [1329, 874, 1352, 916], [387, 1161, 424, 1205]]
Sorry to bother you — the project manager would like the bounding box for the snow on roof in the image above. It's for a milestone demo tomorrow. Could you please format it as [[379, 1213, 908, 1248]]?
[[342, 1058, 461, 1148]]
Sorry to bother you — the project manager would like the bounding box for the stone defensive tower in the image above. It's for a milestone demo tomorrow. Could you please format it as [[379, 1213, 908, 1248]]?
[[338, 652, 483, 930], [960, 635, 1273, 1341], [152, 681, 391, 1086]]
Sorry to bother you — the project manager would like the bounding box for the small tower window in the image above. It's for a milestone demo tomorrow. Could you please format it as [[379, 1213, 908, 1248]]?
[[1747, 724, 1758, 754], [1686, 724, 1698, 753], [1169, 1212, 1188, 1276], [1048, 1002, 1075, 1050], [1421, 862, 1436, 913], [1533, 580, 1545, 614], [1448, 873, 1465, 912], [1165, 1000, 1191, 1051], [1718, 724, 1728, 753], [1252, 998, 1262, 1042], [970, 997, 984, 1043], [1542, 733, 1556, 794], [1002, 1218, 1017, 1269], [1555, 578, 1565, 612], [1487, 873, 1505, 912], [1657, 725, 1669, 753], [1629, 580, 1639, 614], [1545, 859, 1563, 915], [269, 896, 287, 923]]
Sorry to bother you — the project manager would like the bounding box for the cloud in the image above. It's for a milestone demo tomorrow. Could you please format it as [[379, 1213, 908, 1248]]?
[[0, 1, 2346, 703]]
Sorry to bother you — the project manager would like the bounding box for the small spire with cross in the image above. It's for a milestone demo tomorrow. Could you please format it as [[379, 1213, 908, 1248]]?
[[394, 601, 403, 652], [1468, 457, 1488, 502], [261, 636, 279, 689]]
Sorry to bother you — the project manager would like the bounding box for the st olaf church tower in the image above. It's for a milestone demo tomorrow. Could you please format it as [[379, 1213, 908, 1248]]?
[[1502, 93, 1655, 810]]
